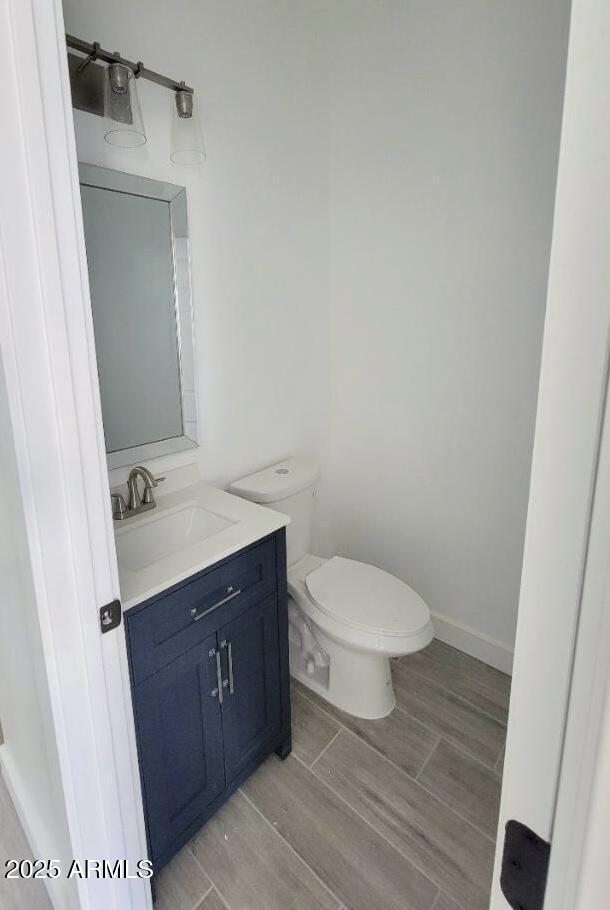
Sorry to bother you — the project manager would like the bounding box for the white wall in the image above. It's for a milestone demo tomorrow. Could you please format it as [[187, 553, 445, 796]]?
[[0, 355, 77, 910], [327, 1, 570, 666], [63, 0, 570, 669], [62, 0, 331, 511]]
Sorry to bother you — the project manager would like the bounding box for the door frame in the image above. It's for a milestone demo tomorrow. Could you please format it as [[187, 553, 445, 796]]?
[[544, 344, 610, 908], [0, 1, 150, 908], [490, 0, 610, 906]]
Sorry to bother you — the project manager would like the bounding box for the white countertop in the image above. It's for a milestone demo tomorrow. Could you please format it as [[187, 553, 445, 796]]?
[[114, 475, 289, 611]]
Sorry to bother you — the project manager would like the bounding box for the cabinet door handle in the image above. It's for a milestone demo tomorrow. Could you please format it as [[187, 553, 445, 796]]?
[[215, 650, 223, 705], [222, 640, 235, 694], [190, 586, 241, 622]]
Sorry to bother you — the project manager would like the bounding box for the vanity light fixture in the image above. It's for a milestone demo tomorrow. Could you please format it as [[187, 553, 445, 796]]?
[[104, 63, 147, 148], [170, 86, 206, 166], [66, 35, 204, 164]]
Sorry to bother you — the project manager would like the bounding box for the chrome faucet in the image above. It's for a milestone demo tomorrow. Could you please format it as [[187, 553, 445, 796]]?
[[111, 465, 164, 520], [128, 466, 159, 510]]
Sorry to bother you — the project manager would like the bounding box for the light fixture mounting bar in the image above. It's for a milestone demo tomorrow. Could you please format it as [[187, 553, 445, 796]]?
[[65, 34, 193, 95]]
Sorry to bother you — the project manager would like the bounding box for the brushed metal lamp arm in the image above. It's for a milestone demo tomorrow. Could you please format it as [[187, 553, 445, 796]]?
[[66, 34, 194, 100]]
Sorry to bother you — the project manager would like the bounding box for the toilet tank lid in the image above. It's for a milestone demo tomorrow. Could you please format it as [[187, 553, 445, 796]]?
[[230, 457, 319, 503]]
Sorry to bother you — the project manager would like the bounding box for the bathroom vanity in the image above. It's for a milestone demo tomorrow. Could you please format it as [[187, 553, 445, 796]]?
[[117, 475, 291, 873]]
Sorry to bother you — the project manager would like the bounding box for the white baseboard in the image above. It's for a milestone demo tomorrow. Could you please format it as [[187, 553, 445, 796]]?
[[431, 611, 514, 675], [0, 748, 64, 910]]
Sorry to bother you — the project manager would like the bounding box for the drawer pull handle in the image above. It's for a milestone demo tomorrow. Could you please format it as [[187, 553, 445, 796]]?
[[190, 587, 241, 623], [215, 650, 223, 705], [221, 639, 235, 695]]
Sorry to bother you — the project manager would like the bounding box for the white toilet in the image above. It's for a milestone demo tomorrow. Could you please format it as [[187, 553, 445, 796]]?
[[230, 457, 434, 720]]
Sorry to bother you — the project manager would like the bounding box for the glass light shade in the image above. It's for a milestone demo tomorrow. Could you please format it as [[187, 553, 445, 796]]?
[[104, 64, 147, 148], [170, 92, 206, 165]]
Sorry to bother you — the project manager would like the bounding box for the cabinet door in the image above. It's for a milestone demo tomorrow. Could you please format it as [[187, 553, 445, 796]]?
[[133, 633, 225, 862], [219, 595, 281, 784]]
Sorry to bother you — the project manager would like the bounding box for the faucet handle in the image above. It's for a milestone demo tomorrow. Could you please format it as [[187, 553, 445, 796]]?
[[111, 493, 128, 520], [142, 475, 165, 504]]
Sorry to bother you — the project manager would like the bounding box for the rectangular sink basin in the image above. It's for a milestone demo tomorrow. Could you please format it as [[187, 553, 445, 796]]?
[[116, 503, 235, 572]]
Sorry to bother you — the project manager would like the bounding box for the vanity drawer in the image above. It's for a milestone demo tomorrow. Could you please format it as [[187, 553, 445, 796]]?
[[127, 538, 276, 685]]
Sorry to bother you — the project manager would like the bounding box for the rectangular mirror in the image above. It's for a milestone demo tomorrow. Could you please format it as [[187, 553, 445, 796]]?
[[79, 163, 198, 469]]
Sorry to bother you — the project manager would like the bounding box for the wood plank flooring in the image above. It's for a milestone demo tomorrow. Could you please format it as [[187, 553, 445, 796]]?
[[313, 729, 495, 910], [161, 638, 510, 910], [418, 739, 503, 838], [405, 639, 510, 724], [391, 662, 506, 767], [290, 687, 340, 767], [154, 842, 213, 910], [190, 789, 340, 910], [199, 890, 230, 910], [432, 892, 463, 910], [0, 773, 53, 910], [292, 679, 439, 778]]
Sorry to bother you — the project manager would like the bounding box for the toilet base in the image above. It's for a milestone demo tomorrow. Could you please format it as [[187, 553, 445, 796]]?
[[290, 628, 396, 720]]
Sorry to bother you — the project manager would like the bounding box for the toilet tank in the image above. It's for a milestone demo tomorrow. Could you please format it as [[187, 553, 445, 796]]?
[[230, 457, 319, 567]]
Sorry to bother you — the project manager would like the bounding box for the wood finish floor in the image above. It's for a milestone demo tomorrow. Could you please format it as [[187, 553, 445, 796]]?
[[0, 773, 53, 910], [156, 639, 510, 910]]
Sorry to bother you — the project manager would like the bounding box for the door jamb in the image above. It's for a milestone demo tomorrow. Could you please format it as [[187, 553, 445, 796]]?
[[0, 1, 151, 908], [544, 352, 610, 906]]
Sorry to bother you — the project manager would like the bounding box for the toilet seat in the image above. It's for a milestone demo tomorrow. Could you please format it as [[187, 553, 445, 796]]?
[[305, 556, 429, 636], [305, 556, 430, 637]]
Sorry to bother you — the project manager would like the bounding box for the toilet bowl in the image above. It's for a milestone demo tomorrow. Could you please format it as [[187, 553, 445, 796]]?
[[230, 457, 434, 720], [287, 553, 433, 718]]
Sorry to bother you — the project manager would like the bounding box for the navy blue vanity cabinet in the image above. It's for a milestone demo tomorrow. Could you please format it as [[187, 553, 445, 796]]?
[[125, 529, 291, 874], [132, 634, 226, 862], [218, 595, 281, 784]]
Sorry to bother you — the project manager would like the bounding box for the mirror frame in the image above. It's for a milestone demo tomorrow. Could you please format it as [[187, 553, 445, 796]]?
[[79, 163, 199, 469]]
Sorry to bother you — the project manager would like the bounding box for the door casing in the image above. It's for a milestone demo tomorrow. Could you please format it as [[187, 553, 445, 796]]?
[[0, 1, 151, 908], [490, 0, 610, 906]]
